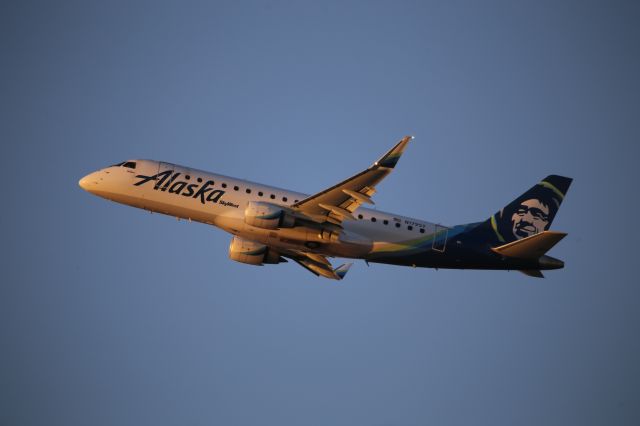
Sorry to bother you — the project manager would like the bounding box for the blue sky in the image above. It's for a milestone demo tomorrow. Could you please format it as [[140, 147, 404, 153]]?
[[2, 1, 639, 425]]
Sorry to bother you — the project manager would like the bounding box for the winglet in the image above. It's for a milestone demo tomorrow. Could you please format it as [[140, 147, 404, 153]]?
[[334, 263, 353, 280], [374, 135, 413, 169]]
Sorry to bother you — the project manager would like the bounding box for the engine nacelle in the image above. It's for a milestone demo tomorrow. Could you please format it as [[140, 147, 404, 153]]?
[[228, 236, 284, 265], [244, 201, 295, 229]]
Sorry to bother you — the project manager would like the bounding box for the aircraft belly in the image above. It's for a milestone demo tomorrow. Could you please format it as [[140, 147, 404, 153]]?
[[369, 247, 543, 271], [233, 225, 371, 259]]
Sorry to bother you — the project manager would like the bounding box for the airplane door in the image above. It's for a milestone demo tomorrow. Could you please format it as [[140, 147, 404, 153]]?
[[432, 225, 448, 252]]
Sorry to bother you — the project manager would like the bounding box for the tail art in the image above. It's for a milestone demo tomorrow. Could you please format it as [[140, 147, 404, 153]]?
[[487, 175, 572, 244]]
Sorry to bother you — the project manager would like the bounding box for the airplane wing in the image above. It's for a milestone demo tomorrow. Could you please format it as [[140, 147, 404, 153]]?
[[291, 136, 413, 225], [288, 251, 353, 280]]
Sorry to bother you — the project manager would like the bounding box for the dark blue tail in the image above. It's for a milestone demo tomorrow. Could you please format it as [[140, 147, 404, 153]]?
[[483, 175, 572, 244]]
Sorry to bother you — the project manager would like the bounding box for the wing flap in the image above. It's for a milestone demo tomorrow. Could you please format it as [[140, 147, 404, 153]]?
[[342, 189, 374, 205], [318, 203, 356, 220], [289, 252, 353, 280]]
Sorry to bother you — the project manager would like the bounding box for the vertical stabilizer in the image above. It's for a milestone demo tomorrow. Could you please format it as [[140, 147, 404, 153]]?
[[485, 175, 572, 244]]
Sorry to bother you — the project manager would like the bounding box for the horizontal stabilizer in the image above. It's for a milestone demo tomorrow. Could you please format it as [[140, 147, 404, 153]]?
[[491, 230, 567, 259], [519, 269, 545, 278]]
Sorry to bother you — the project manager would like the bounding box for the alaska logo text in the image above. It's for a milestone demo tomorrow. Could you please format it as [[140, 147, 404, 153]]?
[[134, 170, 225, 205]]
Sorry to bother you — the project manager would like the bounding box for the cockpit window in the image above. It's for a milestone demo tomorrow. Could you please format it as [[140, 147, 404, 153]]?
[[123, 161, 137, 169], [110, 162, 125, 167]]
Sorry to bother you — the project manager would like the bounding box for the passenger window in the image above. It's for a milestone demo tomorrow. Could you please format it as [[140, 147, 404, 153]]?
[[270, 194, 275, 199], [395, 223, 401, 228], [234, 186, 239, 191], [282, 197, 288, 202], [383, 220, 389, 225], [258, 191, 263, 196], [371, 217, 377, 222], [407, 225, 413, 231], [420, 228, 425, 233], [358, 214, 363, 219], [222, 183, 227, 188], [246, 188, 252, 194]]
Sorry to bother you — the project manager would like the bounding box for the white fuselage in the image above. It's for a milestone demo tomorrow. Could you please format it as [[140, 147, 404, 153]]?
[[79, 160, 441, 260]]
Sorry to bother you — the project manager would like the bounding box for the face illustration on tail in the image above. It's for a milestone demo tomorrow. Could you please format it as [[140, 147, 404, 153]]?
[[488, 175, 572, 243], [511, 198, 551, 238], [501, 187, 560, 241]]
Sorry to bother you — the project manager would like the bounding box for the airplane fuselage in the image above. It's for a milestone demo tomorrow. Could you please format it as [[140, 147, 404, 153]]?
[[79, 159, 563, 275]]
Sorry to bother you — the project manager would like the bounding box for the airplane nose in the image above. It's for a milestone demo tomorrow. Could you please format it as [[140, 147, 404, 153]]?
[[79, 173, 97, 192], [79, 175, 90, 190]]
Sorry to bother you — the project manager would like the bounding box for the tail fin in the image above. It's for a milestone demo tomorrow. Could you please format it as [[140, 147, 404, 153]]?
[[486, 175, 572, 244]]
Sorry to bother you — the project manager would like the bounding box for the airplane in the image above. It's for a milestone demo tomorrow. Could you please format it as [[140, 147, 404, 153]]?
[[79, 136, 572, 280]]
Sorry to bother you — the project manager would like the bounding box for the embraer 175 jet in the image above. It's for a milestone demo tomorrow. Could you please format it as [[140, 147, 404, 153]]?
[[79, 136, 572, 280]]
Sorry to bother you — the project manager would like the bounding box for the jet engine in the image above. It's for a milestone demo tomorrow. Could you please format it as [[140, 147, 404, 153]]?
[[244, 201, 295, 229], [228, 236, 286, 265]]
